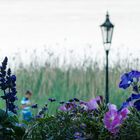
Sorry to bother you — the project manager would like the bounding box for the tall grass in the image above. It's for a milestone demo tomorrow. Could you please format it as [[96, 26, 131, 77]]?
[[12, 51, 140, 114]]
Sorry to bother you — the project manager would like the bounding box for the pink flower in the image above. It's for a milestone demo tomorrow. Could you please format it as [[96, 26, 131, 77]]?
[[103, 107, 121, 134], [59, 105, 68, 111], [87, 98, 98, 110], [59, 102, 75, 111], [120, 108, 130, 120], [95, 96, 103, 105], [87, 96, 103, 111], [103, 104, 129, 134], [108, 104, 117, 111]]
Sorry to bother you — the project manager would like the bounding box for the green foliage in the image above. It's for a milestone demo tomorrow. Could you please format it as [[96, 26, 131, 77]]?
[[119, 108, 140, 140], [23, 104, 111, 140], [4, 55, 140, 139], [22, 104, 140, 140], [0, 109, 25, 140], [14, 59, 132, 114]]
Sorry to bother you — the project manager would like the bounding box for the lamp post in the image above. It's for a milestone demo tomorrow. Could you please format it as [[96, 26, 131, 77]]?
[[100, 12, 114, 104]]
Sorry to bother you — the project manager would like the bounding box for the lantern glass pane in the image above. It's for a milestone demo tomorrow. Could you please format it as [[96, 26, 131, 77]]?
[[101, 26, 107, 44], [101, 26, 113, 44], [107, 27, 113, 43]]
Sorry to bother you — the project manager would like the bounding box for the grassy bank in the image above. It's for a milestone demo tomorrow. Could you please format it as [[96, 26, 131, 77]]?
[[11, 55, 139, 114]]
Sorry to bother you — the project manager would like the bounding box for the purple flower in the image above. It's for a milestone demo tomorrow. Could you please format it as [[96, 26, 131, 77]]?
[[74, 132, 83, 139], [103, 104, 129, 134], [59, 105, 68, 111], [104, 109, 121, 134], [59, 102, 75, 111], [87, 98, 98, 110], [119, 70, 140, 89], [108, 104, 117, 111], [86, 96, 102, 111], [120, 108, 130, 120], [96, 96, 103, 105]]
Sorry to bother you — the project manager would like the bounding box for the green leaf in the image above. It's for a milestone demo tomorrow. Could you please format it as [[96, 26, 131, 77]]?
[[0, 109, 6, 121]]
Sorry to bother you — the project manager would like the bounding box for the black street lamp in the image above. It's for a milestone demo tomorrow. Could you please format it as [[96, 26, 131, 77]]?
[[100, 12, 114, 104]]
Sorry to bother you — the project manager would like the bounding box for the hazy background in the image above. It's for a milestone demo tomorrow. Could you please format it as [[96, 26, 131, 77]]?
[[0, 0, 139, 66], [0, 0, 139, 112]]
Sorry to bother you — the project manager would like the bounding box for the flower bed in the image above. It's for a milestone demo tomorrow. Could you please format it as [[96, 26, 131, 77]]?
[[0, 57, 140, 140]]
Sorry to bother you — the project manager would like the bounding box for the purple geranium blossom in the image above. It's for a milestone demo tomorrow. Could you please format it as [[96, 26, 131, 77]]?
[[87, 98, 98, 110], [104, 109, 121, 134], [108, 104, 117, 111], [103, 104, 129, 134], [59, 102, 76, 111], [86, 96, 103, 111], [59, 105, 68, 111], [120, 108, 130, 120]]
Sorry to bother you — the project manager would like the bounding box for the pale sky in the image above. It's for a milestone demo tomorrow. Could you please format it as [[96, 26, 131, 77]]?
[[0, 0, 140, 66]]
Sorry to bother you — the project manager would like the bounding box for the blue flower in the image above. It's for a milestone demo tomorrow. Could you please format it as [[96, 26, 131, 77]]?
[[129, 70, 140, 79], [119, 70, 140, 89], [134, 100, 140, 111], [119, 73, 133, 89], [7, 68, 11, 76], [31, 104, 38, 108], [119, 93, 140, 111], [1, 57, 8, 71], [7, 103, 17, 114], [131, 93, 140, 99], [0, 57, 18, 114], [126, 97, 132, 102]]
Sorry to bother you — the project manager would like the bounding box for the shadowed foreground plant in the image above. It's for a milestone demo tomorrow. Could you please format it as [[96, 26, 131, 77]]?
[[23, 70, 140, 140], [1, 59, 140, 140], [23, 97, 110, 140], [0, 57, 25, 140]]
